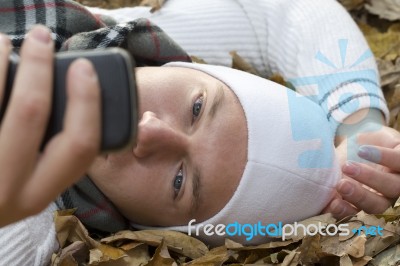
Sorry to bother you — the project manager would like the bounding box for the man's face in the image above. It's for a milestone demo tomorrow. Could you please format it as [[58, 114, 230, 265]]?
[[88, 66, 247, 226]]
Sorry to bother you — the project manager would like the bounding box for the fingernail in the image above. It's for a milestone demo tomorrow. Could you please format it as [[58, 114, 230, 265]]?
[[75, 58, 96, 78], [338, 181, 354, 196], [358, 145, 381, 163], [343, 161, 360, 177], [28, 25, 51, 44]]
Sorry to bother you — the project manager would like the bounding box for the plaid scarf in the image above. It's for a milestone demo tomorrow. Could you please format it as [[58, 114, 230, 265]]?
[[0, 0, 191, 233]]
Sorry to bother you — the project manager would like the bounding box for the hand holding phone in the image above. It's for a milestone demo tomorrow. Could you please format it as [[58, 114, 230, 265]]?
[[0, 26, 107, 227], [2, 48, 138, 151]]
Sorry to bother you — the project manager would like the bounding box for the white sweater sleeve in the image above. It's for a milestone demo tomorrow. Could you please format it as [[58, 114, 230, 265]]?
[[0, 203, 59, 266], [240, 0, 389, 133]]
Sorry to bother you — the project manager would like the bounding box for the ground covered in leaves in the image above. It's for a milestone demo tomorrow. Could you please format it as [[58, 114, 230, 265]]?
[[53, 0, 400, 265]]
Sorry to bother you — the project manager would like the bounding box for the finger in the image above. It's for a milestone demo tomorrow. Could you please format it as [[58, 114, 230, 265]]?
[[337, 179, 392, 214], [0, 26, 53, 199], [322, 194, 358, 220], [358, 145, 400, 171], [0, 33, 11, 104], [20, 58, 101, 213], [342, 160, 400, 199]]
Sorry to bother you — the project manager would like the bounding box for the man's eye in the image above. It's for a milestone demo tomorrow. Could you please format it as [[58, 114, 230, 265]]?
[[192, 96, 203, 119], [173, 168, 184, 197]]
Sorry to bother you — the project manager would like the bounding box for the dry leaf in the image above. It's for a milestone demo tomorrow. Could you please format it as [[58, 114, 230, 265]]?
[[88, 244, 127, 264], [224, 238, 294, 251], [376, 58, 400, 87], [146, 240, 177, 266], [241, 251, 261, 264], [377, 202, 400, 222], [343, 211, 400, 258], [366, 0, 400, 21], [320, 234, 365, 258], [119, 242, 144, 251], [101, 230, 208, 259], [370, 244, 400, 265], [389, 108, 400, 131], [54, 210, 99, 249], [90, 245, 151, 266], [281, 249, 301, 266], [357, 22, 380, 36], [190, 56, 207, 64], [124, 245, 151, 265], [364, 223, 399, 257], [270, 73, 288, 87], [52, 241, 89, 266], [139, 0, 165, 12], [298, 235, 322, 264], [364, 30, 400, 60], [223, 239, 295, 264], [341, 255, 372, 266], [339, 221, 359, 241], [346, 235, 367, 258], [340, 254, 353, 266], [102, 230, 162, 246], [229, 51, 261, 77], [351, 211, 386, 229], [262, 250, 291, 264], [395, 197, 400, 208], [339, 0, 365, 11], [52, 254, 78, 266], [353, 256, 373, 266], [390, 85, 400, 109], [183, 246, 231, 266]]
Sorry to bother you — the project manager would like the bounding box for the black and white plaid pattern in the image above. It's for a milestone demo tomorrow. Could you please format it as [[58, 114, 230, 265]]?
[[0, 0, 104, 49], [0, 0, 191, 63]]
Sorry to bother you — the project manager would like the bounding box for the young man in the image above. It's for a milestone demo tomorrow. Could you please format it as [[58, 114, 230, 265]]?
[[0, 0, 399, 265]]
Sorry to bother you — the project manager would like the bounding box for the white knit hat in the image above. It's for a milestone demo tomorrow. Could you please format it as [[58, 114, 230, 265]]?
[[133, 62, 341, 246]]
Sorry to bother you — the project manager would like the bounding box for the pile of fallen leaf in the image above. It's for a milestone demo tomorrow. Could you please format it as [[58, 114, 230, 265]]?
[[53, 1, 400, 265], [52, 203, 400, 265]]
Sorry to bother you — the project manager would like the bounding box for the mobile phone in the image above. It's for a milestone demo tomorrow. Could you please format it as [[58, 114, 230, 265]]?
[[1, 48, 138, 151]]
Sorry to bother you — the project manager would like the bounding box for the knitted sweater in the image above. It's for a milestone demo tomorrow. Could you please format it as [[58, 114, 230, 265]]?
[[0, 203, 58, 266], [0, 0, 389, 265]]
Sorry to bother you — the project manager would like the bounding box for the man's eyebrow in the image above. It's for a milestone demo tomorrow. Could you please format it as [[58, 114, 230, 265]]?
[[208, 84, 225, 119], [190, 166, 202, 216], [189, 85, 224, 215]]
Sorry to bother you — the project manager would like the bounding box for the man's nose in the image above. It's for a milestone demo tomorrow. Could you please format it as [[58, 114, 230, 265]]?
[[133, 111, 187, 158]]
